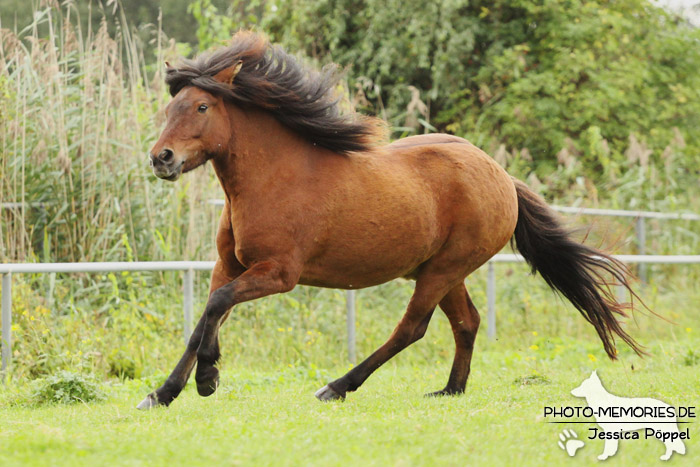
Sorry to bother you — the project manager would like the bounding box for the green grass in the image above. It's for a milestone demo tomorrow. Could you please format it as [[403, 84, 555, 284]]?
[[3, 258, 698, 465], [2, 269, 698, 465], [1, 342, 698, 466]]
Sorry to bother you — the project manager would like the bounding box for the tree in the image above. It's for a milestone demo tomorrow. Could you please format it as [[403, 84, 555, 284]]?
[[251, 0, 700, 174]]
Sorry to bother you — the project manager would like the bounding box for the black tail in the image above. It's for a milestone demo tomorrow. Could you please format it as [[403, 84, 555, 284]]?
[[510, 178, 645, 359]]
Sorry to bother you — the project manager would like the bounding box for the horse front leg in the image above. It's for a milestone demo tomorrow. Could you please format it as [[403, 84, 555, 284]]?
[[137, 259, 242, 409], [194, 258, 301, 397]]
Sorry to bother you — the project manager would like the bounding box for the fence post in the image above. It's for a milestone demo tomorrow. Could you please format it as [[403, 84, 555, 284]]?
[[487, 262, 496, 339], [617, 284, 627, 304], [2, 273, 12, 380], [636, 217, 647, 284], [346, 290, 356, 364], [183, 268, 194, 345]]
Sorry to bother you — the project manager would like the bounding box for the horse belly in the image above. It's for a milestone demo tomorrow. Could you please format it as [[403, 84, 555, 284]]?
[[299, 247, 431, 289], [299, 196, 443, 289]]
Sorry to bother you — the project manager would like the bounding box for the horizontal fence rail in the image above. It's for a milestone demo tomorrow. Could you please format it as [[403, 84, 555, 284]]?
[[210, 198, 700, 220], [548, 205, 700, 283], [487, 254, 700, 264], [0, 261, 215, 274], [550, 205, 700, 220], [0, 261, 216, 379], [2, 254, 699, 380]]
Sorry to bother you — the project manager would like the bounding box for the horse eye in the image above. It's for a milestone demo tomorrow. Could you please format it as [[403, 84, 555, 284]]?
[[198, 104, 208, 113]]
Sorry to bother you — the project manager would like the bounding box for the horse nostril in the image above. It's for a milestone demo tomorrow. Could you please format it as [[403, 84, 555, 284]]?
[[159, 149, 174, 163]]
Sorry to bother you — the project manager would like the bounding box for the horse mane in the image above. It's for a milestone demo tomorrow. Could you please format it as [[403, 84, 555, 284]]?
[[165, 31, 386, 154]]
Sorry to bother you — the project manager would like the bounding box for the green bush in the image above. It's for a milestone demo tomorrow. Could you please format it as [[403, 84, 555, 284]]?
[[254, 0, 700, 178], [513, 374, 551, 386], [108, 350, 143, 380], [683, 349, 699, 367], [31, 371, 106, 405]]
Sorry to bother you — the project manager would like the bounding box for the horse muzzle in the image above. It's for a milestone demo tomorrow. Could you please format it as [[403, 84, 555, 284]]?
[[149, 149, 183, 181]]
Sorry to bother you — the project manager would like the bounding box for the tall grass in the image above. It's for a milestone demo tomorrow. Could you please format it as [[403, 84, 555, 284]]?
[[0, 4, 220, 264], [0, 3, 222, 381]]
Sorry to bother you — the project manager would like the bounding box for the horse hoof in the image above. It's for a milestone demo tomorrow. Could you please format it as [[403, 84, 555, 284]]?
[[315, 384, 344, 401], [196, 368, 220, 397], [197, 381, 218, 397], [136, 393, 161, 410]]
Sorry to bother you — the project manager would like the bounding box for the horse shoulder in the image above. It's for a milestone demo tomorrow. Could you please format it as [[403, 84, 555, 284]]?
[[214, 201, 242, 272]]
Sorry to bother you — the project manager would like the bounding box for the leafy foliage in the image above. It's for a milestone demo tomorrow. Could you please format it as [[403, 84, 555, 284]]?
[[254, 0, 700, 176], [683, 349, 699, 367], [31, 371, 105, 405]]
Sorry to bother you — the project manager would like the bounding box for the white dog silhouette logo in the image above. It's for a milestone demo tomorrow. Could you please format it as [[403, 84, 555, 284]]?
[[571, 371, 686, 461]]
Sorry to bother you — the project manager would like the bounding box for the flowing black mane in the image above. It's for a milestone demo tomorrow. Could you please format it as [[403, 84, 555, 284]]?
[[165, 31, 386, 154]]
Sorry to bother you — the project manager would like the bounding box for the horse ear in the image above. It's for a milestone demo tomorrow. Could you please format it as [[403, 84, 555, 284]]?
[[165, 61, 171, 68], [214, 60, 243, 86]]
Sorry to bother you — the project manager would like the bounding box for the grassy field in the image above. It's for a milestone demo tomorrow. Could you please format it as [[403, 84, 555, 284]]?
[[1, 334, 698, 466], [3, 240, 699, 467], [2, 267, 699, 465]]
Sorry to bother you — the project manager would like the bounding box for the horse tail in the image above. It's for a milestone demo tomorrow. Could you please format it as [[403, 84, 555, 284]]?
[[509, 178, 645, 359]]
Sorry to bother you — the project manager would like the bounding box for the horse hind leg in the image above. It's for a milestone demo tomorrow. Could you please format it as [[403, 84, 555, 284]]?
[[315, 273, 456, 401], [427, 283, 480, 396]]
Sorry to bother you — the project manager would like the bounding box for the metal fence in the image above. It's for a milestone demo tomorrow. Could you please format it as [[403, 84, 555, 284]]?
[[550, 205, 700, 283], [1, 205, 698, 378], [0, 261, 362, 378], [0, 261, 213, 378], [483, 253, 700, 339], [3, 254, 700, 378]]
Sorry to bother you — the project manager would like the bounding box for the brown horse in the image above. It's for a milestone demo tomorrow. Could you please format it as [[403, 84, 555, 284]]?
[[138, 32, 643, 409]]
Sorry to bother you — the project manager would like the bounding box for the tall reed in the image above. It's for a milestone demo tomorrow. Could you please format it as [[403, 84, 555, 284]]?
[[0, 3, 220, 264]]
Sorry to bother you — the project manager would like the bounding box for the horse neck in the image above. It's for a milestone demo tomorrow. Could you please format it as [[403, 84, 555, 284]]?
[[211, 104, 316, 201]]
